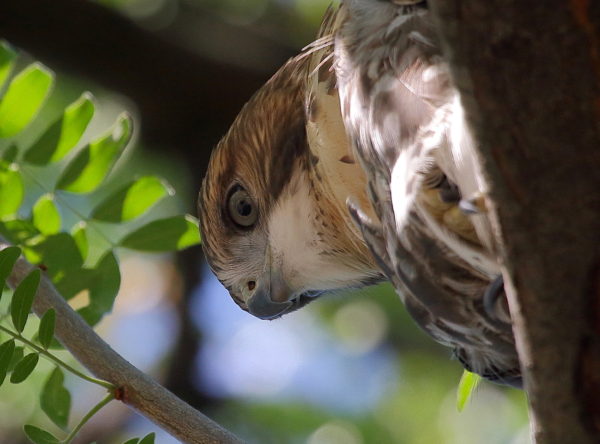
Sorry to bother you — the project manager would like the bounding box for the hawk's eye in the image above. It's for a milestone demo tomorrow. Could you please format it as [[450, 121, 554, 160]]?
[[227, 186, 257, 228]]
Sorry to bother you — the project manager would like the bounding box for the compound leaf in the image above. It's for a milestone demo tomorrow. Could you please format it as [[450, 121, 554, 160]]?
[[0, 246, 21, 291], [0, 164, 24, 218], [0, 41, 17, 89], [10, 352, 39, 384], [32, 194, 61, 235], [23, 425, 60, 444], [38, 308, 56, 349], [119, 215, 200, 252], [0, 63, 53, 138], [91, 176, 172, 222], [24, 93, 95, 165], [41, 367, 71, 429], [456, 370, 482, 412], [139, 433, 156, 444], [11, 268, 41, 333], [56, 114, 132, 193], [0, 339, 15, 386]]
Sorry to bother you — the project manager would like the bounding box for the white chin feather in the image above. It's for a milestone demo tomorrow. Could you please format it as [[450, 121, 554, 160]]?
[[268, 170, 376, 292]]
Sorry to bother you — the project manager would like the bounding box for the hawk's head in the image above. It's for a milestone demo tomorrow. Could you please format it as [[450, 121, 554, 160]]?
[[198, 55, 382, 320]]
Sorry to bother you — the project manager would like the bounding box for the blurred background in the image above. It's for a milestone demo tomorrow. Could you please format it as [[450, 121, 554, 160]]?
[[0, 0, 529, 442]]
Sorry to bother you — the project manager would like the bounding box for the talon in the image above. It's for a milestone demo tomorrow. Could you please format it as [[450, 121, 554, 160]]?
[[459, 193, 487, 214], [483, 275, 511, 325]]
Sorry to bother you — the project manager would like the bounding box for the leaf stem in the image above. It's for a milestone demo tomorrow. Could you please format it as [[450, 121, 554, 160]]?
[[63, 391, 114, 444], [0, 324, 113, 389]]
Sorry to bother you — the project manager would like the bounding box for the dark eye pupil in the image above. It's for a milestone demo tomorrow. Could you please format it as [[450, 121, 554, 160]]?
[[237, 199, 252, 217]]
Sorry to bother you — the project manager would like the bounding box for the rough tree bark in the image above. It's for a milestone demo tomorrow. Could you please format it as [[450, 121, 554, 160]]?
[[431, 1, 600, 443]]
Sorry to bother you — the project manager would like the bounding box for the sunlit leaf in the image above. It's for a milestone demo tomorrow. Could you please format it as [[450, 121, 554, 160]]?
[[0, 339, 15, 386], [10, 352, 39, 383], [71, 222, 88, 262], [23, 425, 61, 444], [91, 176, 172, 222], [41, 367, 71, 429], [24, 93, 95, 165], [456, 370, 481, 412], [0, 41, 17, 89], [32, 194, 61, 235], [0, 164, 24, 218], [38, 308, 56, 349], [122, 439, 139, 444], [139, 433, 156, 444], [11, 268, 41, 333], [56, 114, 132, 193], [120, 215, 201, 252], [77, 251, 120, 326], [0, 246, 21, 291], [0, 63, 53, 138]]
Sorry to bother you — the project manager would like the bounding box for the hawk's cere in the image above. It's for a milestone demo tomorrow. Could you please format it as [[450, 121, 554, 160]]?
[[198, 0, 521, 387]]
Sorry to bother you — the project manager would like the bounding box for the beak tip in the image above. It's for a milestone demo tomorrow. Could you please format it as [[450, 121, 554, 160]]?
[[247, 289, 293, 320]]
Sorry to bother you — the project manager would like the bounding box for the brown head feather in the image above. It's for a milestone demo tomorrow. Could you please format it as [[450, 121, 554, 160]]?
[[198, 56, 309, 279]]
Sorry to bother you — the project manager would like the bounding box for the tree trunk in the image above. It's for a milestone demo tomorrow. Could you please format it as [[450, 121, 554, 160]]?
[[431, 1, 600, 442]]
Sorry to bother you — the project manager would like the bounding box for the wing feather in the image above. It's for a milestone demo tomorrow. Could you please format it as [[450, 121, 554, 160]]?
[[328, 0, 520, 384]]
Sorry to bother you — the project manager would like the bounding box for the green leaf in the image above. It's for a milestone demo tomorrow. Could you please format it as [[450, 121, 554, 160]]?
[[139, 433, 156, 444], [71, 222, 88, 262], [8, 345, 23, 372], [456, 370, 481, 412], [32, 194, 61, 235], [0, 245, 21, 290], [38, 308, 56, 349], [120, 215, 201, 252], [2, 144, 18, 162], [0, 163, 24, 217], [24, 93, 95, 165], [23, 425, 61, 444], [10, 352, 39, 383], [122, 439, 140, 444], [0, 218, 40, 244], [0, 42, 17, 89], [0, 339, 15, 386], [56, 114, 132, 193], [76, 251, 120, 325], [11, 268, 41, 333], [91, 176, 172, 222], [0, 63, 53, 138], [27, 233, 83, 283], [41, 367, 71, 429]]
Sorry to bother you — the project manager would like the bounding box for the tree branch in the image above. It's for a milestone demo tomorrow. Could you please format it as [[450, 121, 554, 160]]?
[[0, 240, 243, 444], [431, 1, 600, 442]]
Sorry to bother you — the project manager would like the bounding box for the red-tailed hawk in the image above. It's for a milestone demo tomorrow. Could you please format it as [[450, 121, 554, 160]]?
[[198, 0, 521, 387]]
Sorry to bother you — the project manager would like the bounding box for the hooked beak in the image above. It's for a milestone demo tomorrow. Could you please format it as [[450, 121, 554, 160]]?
[[244, 268, 324, 320], [246, 269, 293, 320]]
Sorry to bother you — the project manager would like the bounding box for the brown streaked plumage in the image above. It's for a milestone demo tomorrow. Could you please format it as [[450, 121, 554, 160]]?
[[332, 0, 519, 385], [199, 1, 521, 387]]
